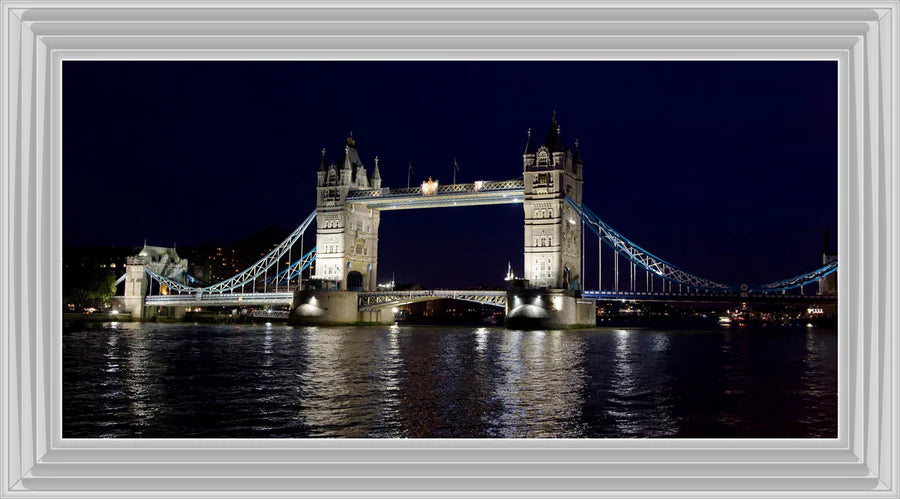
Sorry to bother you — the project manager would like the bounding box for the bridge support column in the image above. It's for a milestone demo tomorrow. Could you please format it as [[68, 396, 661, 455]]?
[[163, 306, 187, 319], [123, 259, 149, 320], [289, 288, 360, 325], [505, 288, 595, 329], [358, 307, 394, 325]]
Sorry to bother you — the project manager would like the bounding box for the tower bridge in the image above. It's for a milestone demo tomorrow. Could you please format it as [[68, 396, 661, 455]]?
[[117, 115, 837, 328]]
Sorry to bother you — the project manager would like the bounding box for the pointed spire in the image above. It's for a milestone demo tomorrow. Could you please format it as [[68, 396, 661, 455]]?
[[319, 148, 327, 171], [342, 146, 353, 170], [373, 156, 381, 179], [524, 127, 535, 155], [572, 138, 582, 165], [544, 111, 564, 152], [346, 131, 356, 148]]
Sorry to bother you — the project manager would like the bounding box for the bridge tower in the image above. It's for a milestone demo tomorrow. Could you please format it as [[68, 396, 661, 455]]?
[[313, 135, 381, 291], [507, 114, 594, 329], [123, 244, 188, 319], [522, 113, 584, 289]]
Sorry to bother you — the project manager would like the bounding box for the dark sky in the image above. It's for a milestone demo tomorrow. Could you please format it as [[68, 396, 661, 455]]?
[[63, 61, 837, 289]]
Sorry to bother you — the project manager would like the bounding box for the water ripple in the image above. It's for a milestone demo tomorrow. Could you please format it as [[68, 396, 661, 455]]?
[[63, 323, 836, 438]]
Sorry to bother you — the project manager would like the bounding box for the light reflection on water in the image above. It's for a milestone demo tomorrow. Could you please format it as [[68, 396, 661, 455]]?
[[63, 322, 837, 438]]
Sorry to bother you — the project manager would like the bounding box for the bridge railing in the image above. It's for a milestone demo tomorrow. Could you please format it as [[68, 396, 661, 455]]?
[[145, 292, 293, 306], [358, 289, 507, 310], [346, 179, 524, 200], [359, 290, 507, 298]]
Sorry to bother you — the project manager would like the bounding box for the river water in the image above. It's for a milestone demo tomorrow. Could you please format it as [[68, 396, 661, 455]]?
[[63, 322, 837, 438]]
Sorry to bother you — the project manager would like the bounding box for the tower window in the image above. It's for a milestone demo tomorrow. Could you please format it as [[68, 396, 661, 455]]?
[[537, 149, 550, 167], [535, 173, 552, 186]]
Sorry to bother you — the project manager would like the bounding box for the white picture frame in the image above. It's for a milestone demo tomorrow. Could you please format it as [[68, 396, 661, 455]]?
[[1, 1, 897, 497]]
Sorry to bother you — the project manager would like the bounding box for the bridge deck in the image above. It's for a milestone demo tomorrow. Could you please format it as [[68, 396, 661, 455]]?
[[345, 179, 524, 210], [144, 292, 293, 307], [583, 290, 837, 303], [358, 290, 507, 310], [141, 288, 836, 309]]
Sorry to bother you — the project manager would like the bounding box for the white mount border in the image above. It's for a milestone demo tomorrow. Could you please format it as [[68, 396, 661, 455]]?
[[1, 1, 897, 498]]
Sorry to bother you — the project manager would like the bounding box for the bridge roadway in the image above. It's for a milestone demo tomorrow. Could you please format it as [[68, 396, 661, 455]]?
[[141, 289, 836, 309], [583, 290, 838, 304], [142, 290, 509, 309], [144, 292, 294, 307]]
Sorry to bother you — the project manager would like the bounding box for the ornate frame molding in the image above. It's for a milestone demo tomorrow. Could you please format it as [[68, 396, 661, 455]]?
[[1, 2, 897, 497]]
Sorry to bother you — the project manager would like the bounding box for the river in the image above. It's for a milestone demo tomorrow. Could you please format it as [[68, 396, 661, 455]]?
[[63, 322, 837, 438]]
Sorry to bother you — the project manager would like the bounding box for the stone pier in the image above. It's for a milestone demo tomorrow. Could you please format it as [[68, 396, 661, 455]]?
[[505, 286, 595, 329]]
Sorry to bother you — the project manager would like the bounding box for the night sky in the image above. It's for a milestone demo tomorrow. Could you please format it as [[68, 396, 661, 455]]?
[[63, 61, 837, 289]]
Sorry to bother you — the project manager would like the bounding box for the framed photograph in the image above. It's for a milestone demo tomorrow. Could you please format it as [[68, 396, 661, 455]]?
[[1, 1, 896, 497]]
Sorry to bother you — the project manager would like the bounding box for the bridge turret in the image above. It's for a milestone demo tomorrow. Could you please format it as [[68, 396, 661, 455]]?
[[523, 128, 536, 169], [371, 156, 382, 189], [316, 148, 327, 187], [340, 143, 353, 186], [572, 138, 582, 177]]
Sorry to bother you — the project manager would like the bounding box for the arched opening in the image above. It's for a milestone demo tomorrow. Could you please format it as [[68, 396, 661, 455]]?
[[347, 271, 364, 291]]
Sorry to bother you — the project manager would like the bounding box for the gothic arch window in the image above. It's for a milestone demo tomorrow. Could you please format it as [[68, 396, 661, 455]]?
[[537, 147, 550, 168]]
